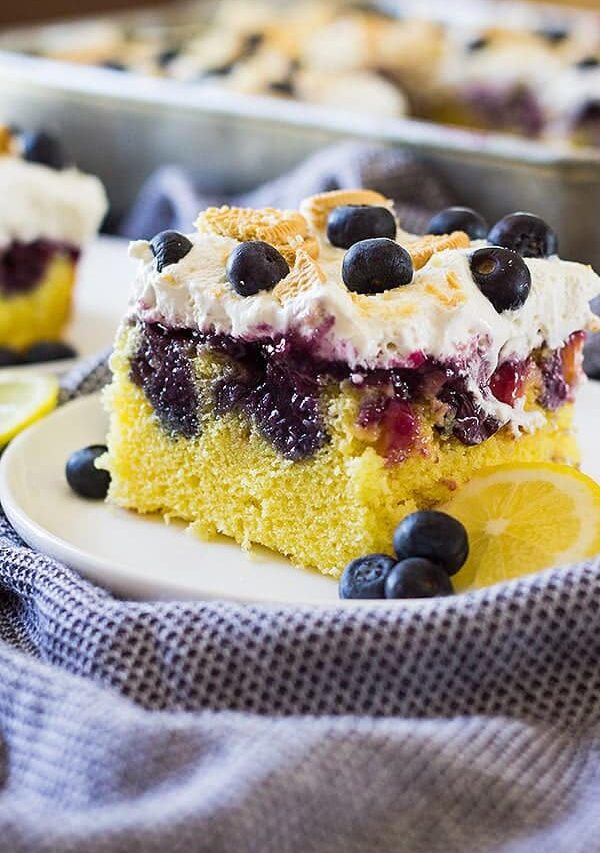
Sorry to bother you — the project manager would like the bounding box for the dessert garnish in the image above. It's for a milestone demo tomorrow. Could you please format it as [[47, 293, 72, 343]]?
[[469, 246, 531, 312], [341, 237, 413, 293], [384, 558, 454, 599], [226, 240, 290, 296], [66, 445, 111, 499], [149, 230, 193, 272], [393, 509, 469, 575], [339, 553, 396, 599], [487, 212, 558, 259], [326, 204, 397, 249], [339, 509, 468, 599], [425, 206, 488, 240], [21, 130, 65, 171]]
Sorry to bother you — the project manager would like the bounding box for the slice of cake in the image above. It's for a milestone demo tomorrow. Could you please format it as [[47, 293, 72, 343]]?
[[0, 125, 107, 354], [102, 190, 600, 575]]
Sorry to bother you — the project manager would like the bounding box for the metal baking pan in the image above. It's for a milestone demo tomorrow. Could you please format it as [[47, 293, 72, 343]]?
[[0, 4, 599, 268]]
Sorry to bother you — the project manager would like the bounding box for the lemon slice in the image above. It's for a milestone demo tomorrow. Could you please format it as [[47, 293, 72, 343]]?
[[440, 463, 600, 591], [0, 374, 59, 447]]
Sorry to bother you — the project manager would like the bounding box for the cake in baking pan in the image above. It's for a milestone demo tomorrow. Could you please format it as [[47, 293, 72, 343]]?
[[33, 0, 600, 145], [101, 190, 600, 575], [0, 125, 107, 354]]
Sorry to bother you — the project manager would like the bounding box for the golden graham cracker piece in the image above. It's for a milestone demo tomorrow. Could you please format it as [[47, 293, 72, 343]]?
[[195, 205, 318, 265], [300, 189, 392, 232], [273, 249, 326, 302], [405, 231, 470, 270]]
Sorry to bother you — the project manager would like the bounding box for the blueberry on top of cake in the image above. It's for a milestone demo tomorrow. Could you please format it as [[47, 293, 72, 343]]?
[[103, 189, 600, 573]]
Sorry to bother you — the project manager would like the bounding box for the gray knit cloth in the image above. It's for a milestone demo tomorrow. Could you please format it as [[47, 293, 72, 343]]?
[[1, 145, 600, 852], [0, 345, 598, 853]]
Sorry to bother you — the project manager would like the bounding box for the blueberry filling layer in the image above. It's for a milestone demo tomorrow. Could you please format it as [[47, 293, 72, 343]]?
[[0, 239, 80, 296], [129, 323, 200, 438], [129, 322, 582, 460], [463, 85, 545, 137]]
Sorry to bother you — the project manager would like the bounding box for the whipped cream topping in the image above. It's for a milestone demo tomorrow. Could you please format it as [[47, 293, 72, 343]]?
[[127, 200, 600, 435], [0, 157, 108, 248], [129, 230, 600, 373]]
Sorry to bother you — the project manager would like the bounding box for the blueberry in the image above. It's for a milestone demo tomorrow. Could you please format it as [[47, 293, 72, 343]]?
[[339, 553, 396, 599], [327, 205, 396, 249], [100, 60, 127, 71], [537, 27, 568, 45], [425, 206, 488, 240], [384, 558, 454, 599], [393, 510, 469, 576], [0, 346, 22, 367], [21, 130, 64, 170], [269, 79, 295, 96], [149, 230, 193, 273], [226, 240, 290, 296], [66, 445, 111, 500], [487, 212, 557, 258], [470, 246, 531, 312], [342, 238, 413, 294], [24, 341, 77, 363], [466, 36, 489, 52], [574, 100, 600, 127], [156, 48, 180, 67], [576, 56, 600, 70]]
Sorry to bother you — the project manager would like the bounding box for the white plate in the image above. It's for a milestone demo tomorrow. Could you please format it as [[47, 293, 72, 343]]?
[[1, 383, 600, 605], [2, 235, 131, 376]]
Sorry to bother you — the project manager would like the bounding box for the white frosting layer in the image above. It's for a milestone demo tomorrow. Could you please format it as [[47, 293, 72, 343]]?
[[0, 157, 108, 248], [127, 213, 600, 435], [129, 231, 600, 374]]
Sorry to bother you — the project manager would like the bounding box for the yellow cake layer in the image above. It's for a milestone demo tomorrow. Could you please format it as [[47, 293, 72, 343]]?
[[103, 327, 580, 576], [0, 254, 76, 350]]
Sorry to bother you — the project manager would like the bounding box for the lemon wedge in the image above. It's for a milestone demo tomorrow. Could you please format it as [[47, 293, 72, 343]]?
[[439, 463, 600, 591], [0, 374, 59, 447]]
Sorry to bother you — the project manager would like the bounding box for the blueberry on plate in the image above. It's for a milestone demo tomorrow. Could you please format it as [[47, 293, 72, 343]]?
[[342, 238, 413, 294], [470, 246, 531, 312], [149, 230, 194, 273], [66, 445, 111, 500], [393, 510, 469, 576], [425, 206, 489, 241], [21, 130, 64, 170], [488, 212, 557, 258], [339, 553, 396, 599], [0, 346, 22, 367], [327, 205, 397, 249], [24, 341, 77, 363], [226, 240, 290, 296], [385, 557, 454, 599]]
